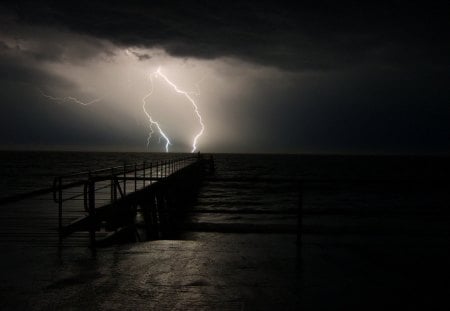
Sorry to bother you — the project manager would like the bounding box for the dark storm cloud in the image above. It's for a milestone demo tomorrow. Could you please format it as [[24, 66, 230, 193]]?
[[0, 40, 8, 51], [0, 44, 81, 91], [0, 0, 449, 153], [221, 67, 450, 154], [0, 3, 115, 64], [2, 1, 449, 72], [1, 30, 114, 64], [129, 50, 151, 61]]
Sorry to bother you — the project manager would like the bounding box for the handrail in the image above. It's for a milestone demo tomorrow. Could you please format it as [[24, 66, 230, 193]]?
[[56, 160, 156, 179], [53, 156, 198, 201]]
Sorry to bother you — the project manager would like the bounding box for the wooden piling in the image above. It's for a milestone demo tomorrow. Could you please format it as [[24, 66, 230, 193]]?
[[297, 181, 303, 246]]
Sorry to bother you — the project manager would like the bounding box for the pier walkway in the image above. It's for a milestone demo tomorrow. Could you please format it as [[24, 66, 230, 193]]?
[[0, 155, 212, 247]]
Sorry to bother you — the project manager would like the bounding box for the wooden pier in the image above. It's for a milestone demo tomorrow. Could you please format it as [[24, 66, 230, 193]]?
[[0, 155, 213, 248], [53, 154, 214, 248]]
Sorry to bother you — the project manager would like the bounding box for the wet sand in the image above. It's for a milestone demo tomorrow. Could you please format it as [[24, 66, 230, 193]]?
[[1, 230, 450, 310]]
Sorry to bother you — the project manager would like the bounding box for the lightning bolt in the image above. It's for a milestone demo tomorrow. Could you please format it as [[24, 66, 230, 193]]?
[[153, 67, 205, 153], [38, 54, 206, 153], [38, 89, 101, 106], [141, 75, 171, 152]]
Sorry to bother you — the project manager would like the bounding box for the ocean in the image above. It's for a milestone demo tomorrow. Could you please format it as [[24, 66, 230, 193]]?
[[1, 150, 449, 206], [1, 150, 449, 230], [192, 153, 450, 235]]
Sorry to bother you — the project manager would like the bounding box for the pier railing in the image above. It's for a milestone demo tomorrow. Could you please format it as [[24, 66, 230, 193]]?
[[53, 156, 199, 240]]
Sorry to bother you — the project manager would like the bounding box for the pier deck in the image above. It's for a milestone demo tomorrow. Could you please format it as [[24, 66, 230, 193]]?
[[0, 155, 210, 247]]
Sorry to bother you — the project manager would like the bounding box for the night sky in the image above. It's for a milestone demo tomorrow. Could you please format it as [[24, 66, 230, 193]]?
[[0, 1, 449, 154]]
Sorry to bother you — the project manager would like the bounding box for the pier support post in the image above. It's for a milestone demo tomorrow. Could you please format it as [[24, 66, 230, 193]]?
[[88, 177, 97, 253], [143, 161, 146, 188], [156, 183, 169, 236], [297, 182, 303, 246], [123, 163, 127, 196], [57, 177, 63, 243], [134, 164, 137, 191]]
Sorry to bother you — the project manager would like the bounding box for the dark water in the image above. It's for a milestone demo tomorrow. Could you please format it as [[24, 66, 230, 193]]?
[[1, 151, 449, 203], [191, 153, 450, 234]]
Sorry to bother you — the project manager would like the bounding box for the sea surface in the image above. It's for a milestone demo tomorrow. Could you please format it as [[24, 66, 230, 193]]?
[[1, 150, 449, 215], [192, 153, 450, 234]]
